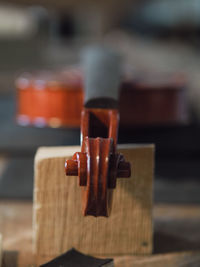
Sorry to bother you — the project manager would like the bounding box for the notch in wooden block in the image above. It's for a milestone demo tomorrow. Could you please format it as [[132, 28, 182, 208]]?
[[33, 144, 154, 265]]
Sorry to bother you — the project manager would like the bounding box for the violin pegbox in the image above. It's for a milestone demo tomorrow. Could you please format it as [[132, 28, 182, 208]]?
[[65, 108, 131, 217]]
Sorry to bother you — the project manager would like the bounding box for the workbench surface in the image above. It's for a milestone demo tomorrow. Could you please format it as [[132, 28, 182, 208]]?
[[0, 201, 200, 267]]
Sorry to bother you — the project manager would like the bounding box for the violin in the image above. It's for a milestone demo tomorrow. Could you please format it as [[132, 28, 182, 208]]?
[[16, 67, 187, 129], [65, 47, 131, 217]]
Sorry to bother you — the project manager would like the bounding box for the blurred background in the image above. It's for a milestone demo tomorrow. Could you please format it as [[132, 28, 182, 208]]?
[[0, 0, 200, 204]]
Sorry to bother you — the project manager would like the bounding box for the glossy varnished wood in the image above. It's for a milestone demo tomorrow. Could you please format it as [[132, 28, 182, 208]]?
[[16, 74, 187, 128], [65, 109, 131, 217]]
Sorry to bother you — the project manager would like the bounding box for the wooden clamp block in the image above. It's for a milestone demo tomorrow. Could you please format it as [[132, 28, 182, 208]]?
[[33, 144, 154, 264]]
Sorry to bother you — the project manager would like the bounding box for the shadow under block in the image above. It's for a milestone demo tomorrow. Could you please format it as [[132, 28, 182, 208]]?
[[33, 144, 154, 262]]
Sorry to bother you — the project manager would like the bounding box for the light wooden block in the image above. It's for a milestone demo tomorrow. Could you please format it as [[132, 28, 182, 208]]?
[[33, 144, 154, 263]]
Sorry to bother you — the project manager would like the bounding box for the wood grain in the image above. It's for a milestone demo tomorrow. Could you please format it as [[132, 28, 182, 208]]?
[[33, 144, 154, 264], [1, 201, 200, 266]]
